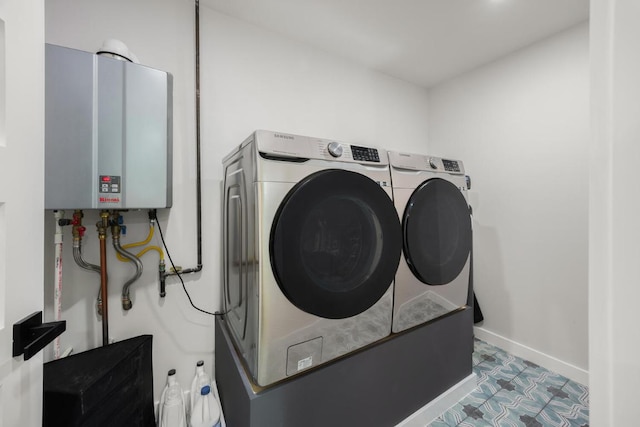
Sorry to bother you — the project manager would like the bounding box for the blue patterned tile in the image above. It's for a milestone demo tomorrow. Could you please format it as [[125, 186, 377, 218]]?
[[478, 353, 501, 364], [516, 365, 569, 391], [474, 361, 525, 398], [560, 380, 589, 406], [508, 379, 557, 407], [546, 396, 589, 419], [549, 385, 590, 419], [458, 418, 493, 427], [473, 339, 501, 369], [474, 338, 501, 355], [473, 362, 532, 396], [473, 363, 488, 376], [537, 399, 589, 427], [494, 360, 528, 379], [427, 417, 452, 427], [492, 350, 529, 374], [459, 387, 492, 408], [473, 361, 496, 374], [462, 339, 589, 426], [440, 402, 470, 426], [479, 389, 546, 426], [520, 415, 545, 427], [473, 351, 485, 366], [440, 391, 494, 427], [509, 369, 567, 407]]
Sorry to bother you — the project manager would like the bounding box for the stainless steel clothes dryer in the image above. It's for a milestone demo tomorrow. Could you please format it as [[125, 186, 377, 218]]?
[[223, 130, 401, 387], [389, 151, 472, 333]]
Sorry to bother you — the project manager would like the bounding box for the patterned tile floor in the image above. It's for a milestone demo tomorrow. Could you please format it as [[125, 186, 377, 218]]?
[[429, 338, 589, 427]]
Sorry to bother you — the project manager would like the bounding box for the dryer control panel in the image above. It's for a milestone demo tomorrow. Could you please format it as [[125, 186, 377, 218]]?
[[388, 151, 465, 175]]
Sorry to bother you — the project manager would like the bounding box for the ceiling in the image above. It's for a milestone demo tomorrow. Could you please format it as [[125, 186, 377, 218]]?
[[202, 0, 589, 88]]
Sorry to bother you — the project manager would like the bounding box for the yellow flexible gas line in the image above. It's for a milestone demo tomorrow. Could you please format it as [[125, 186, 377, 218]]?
[[116, 224, 165, 262], [130, 245, 164, 260], [126, 223, 155, 247]]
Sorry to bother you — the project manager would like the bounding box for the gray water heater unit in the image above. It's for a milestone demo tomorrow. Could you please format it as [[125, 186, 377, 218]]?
[[45, 44, 173, 209]]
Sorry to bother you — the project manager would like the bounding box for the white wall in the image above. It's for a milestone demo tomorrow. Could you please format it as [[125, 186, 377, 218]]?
[[198, 6, 431, 174], [427, 24, 589, 383], [44, 0, 430, 401], [0, 1, 45, 425], [590, 0, 640, 424]]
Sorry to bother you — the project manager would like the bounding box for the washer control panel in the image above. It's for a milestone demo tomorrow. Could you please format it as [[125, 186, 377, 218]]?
[[253, 130, 389, 165], [442, 159, 461, 172], [351, 145, 380, 163]]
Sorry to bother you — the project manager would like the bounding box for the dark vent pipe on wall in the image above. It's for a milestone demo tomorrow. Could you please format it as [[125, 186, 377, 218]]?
[[164, 0, 203, 278]]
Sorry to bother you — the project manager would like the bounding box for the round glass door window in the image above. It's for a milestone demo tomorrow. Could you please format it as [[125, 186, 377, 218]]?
[[270, 169, 401, 319], [403, 178, 471, 285]]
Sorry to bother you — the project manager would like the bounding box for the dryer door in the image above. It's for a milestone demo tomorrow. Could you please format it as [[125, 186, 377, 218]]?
[[270, 169, 401, 319], [403, 177, 472, 285]]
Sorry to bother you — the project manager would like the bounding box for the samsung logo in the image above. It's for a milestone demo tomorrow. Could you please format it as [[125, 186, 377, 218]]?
[[274, 133, 294, 140]]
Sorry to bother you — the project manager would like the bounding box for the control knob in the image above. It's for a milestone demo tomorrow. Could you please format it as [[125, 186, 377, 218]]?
[[328, 142, 343, 158], [429, 158, 438, 169]]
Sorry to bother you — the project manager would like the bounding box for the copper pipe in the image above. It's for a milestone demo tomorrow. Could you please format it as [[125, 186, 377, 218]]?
[[97, 211, 110, 346]]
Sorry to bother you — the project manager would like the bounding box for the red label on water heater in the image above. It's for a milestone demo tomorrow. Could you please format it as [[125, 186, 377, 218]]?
[[99, 197, 121, 203]]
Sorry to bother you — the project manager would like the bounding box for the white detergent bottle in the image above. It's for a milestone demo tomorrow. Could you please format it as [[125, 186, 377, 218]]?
[[189, 385, 221, 427], [189, 360, 211, 414], [158, 369, 187, 427]]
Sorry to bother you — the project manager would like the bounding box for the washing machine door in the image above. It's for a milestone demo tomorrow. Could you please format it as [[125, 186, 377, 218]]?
[[403, 177, 471, 285], [270, 169, 401, 319]]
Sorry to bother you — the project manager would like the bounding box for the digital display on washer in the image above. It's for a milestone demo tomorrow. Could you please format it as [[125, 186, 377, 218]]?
[[442, 159, 460, 172], [351, 145, 380, 162]]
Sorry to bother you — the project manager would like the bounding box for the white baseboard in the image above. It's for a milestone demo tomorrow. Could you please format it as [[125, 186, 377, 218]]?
[[473, 327, 588, 386], [396, 373, 477, 427]]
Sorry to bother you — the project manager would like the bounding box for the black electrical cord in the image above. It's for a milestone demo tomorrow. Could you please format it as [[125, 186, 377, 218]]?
[[149, 0, 211, 315], [156, 217, 224, 317]]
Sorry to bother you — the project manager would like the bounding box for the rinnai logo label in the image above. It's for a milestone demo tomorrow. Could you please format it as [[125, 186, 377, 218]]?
[[274, 133, 294, 140], [99, 197, 120, 203]]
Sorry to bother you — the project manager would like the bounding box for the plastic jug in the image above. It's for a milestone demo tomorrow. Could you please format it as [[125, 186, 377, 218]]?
[[189, 360, 221, 426], [158, 369, 187, 427], [189, 385, 221, 427], [189, 360, 211, 414]]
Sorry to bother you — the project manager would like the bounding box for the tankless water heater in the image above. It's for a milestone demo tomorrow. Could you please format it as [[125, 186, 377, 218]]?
[[45, 44, 173, 209]]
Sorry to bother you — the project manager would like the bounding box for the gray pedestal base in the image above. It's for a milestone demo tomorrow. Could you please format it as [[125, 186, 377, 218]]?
[[215, 307, 472, 427]]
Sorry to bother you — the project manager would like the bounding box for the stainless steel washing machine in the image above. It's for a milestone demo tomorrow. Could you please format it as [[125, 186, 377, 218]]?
[[223, 130, 401, 386], [389, 151, 472, 333]]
